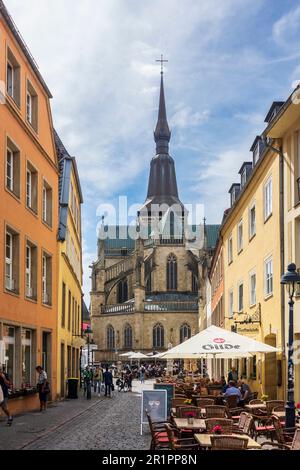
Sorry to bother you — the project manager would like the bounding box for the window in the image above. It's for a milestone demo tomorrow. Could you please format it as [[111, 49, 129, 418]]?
[[6, 139, 20, 198], [253, 144, 259, 165], [192, 273, 198, 292], [21, 329, 32, 385], [6, 48, 21, 106], [117, 279, 128, 303], [249, 272, 256, 306], [167, 254, 177, 290], [3, 326, 15, 384], [238, 281, 244, 312], [265, 256, 273, 297], [61, 282, 66, 328], [26, 162, 38, 213], [25, 243, 38, 300], [124, 324, 133, 349], [107, 325, 115, 350], [228, 235, 233, 264], [228, 289, 234, 318], [68, 290, 71, 330], [153, 323, 164, 349], [26, 80, 38, 132], [42, 253, 52, 305], [237, 220, 243, 253], [249, 203, 256, 239], [241, 169, 247, 187], [264, 177, 272, 221], [5, 228, 19, 293], [42, 181, 53, 226], [180, 324, 191, 343]]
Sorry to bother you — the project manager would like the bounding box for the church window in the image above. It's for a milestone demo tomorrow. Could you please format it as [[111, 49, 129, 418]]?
[[192, 273, 198, 292], [117, 279, 128, 303], [180, 324, 191, 343], [153, 323, 164, 349], [167, 254, 177, 290], [107, 325, 115, 350], [124, 324, 133, 349]]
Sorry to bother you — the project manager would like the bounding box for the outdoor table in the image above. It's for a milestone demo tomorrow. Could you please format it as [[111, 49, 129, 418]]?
[[174, 418, 206, 431], [245, 403, 266, 413], [273, 411, 285, 420], [194, 433, 262, 450]]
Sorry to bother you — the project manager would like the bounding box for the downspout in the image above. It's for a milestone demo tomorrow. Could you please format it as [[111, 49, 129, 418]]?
[[263, 139, 285, 358]]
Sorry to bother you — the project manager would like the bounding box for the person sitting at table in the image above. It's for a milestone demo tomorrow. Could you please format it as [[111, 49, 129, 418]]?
[[238, 379, 252, 403], [223, 380, 242, 403]]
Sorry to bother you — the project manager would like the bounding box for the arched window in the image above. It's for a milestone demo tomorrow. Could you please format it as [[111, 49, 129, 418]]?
[[167, 254, 177, 290], [107, 325, 115, 350], [124, 324, 133, 349], [117, 279, 128, 303], [153, 323, 164, 349], [180, 323, 191, 343], [192, 273, 198, 292]]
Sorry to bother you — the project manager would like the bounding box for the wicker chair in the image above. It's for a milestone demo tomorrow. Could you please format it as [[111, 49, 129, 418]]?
[[211, 435, 248, 450], [261, 426, 300, 450], [146, 411, 169, 450], [225, 395, 239, 409], [233, 412, 253, 435], [205, 405, 227, 419], [164, 424, 199, 450], [177, 406, 199, 418], [205, 418, 234, 434], [196, 398, 215, 408], [172, 398, 187, 408], [266, 400, 285, 415]]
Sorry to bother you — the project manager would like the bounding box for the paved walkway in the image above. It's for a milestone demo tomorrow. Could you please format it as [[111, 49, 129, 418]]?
[[0, 380, 152, 450]]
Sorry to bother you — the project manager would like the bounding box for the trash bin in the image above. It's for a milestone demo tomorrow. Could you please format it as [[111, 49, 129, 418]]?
[[67, 378, 79, 399]]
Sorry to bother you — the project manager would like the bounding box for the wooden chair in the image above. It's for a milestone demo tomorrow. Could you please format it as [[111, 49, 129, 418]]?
[[251, 413, 275, 441], [164, 424, 199, 451], [205, 418, 234, 434], [211, 435, 248, 450], [205, 405, 227, 419], [196, 398, 215, 408]]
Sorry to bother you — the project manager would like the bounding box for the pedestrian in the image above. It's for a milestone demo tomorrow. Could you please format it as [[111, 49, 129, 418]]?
[[93, 366, 103, 397], [36, 365, 49, 412], [228, 366, 238, 384], [83, 366, 93, 398], [0, 366, 13, 425], [103, 366, 113, 397], [139, 365, 145, 384]]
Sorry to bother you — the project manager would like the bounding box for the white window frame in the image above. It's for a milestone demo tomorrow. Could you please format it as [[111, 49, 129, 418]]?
[[26, 91, 32, 124], [253, 144, 259, 165], [264, 176, 272, 221], [25, 245, 32, 297], [42, 186, 47, 222], [228, 289, 234, 318], [6, 147, 14, 192], [238, 281, 244, 313], [5, 232, 13, 290], [228, 235, 233, 264], [265, 256, 273, 298], [237, 220, 243, 253], [6, 60, 14, 98], [249, 203, 256, 239], [241, 169, 247, 187], [42, 255, 47, 303], [249, 271, 256, 307], [26, 169, 32, 208]]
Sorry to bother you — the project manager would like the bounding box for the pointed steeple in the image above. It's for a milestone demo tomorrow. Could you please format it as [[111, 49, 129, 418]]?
[[154, 72, 171, 155]]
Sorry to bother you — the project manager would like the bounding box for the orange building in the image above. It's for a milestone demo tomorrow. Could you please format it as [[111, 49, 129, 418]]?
[[0, 1, 58, 413]]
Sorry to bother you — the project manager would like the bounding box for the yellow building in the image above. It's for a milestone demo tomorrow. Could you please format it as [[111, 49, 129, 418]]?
[[221, 107, 286, 400], [265, 86, 300, 404], [55, 131, 84, 399]]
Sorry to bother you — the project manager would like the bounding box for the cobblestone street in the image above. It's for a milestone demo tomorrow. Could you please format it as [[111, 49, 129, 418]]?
[[0, 380, 151, 450]]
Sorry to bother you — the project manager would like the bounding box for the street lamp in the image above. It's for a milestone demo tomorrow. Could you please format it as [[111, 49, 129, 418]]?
[[84, 326, 93, 400], [281, 263, 300, 429]]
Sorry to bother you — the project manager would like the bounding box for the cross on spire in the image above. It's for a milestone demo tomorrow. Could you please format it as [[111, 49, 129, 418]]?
[[156, 54, 168, 74]]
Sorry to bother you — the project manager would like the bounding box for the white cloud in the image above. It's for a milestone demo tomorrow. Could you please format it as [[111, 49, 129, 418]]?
[[273, 5, 300, 48], [171, 106, 210, 129]]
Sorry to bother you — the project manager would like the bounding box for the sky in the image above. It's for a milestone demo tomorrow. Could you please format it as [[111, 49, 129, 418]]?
[[5, 0, 300, 305]]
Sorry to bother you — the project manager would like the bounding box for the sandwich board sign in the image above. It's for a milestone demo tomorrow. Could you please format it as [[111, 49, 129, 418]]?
[[141, 389, 167, 435]]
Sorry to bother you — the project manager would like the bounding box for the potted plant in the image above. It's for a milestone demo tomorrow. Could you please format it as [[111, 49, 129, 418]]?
[[184, 399, 192, 405], [185, 412, 196, 425], [212, 425, 223, 435], [261, 394, 269, 402]]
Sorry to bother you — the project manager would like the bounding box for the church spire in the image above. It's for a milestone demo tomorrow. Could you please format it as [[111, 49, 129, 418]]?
[[154, 58, 171, 155]]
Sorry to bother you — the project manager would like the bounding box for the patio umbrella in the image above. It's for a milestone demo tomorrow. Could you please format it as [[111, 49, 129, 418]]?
[[119, 351, 134, 357], [158, 325, 280, 359], [128, 352, 149, 359]]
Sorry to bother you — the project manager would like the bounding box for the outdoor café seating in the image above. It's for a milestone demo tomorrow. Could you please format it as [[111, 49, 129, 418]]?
[[204, 405, 227, 419], [210, 435, 249, 450], [164, 424, 199, 451], [261, 428, 300, 451], [205, 418, 234, 434]]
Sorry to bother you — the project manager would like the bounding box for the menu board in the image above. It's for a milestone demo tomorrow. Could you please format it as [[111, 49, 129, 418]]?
[[141, 389, 167, 434]]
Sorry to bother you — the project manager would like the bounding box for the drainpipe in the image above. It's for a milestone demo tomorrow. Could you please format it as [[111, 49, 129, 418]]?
[[263, 138, 285, 358]]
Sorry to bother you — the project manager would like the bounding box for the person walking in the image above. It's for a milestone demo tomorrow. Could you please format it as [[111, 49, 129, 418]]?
[[83, 366, 93, 398], [0, 366, 13, 425], [139, 365, 145, 384], [103, 366, 113, 397], [93, 366, 103, 397], [36, 366, 49, 412]]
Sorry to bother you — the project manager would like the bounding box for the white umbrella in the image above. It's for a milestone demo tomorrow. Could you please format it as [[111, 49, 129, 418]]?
[[128, 352, 149, 359], [158, 325, 280, 359], [119, 351, 134, 357]]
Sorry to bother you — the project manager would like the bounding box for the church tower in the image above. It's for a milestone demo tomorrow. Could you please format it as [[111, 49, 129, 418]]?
[[90, 65, 220, 362]]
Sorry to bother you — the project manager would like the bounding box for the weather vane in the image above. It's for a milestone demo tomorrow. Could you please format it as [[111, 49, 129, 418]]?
[[156, 54, 168, 74]]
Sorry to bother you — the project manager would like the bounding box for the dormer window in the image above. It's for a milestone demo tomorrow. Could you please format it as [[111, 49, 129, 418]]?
[[253, 144, 259, 165], [241, 169, 247, 187]]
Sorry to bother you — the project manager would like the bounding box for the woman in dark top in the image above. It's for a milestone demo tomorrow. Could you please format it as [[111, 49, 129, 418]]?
[[0, 367, 13, 425]]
